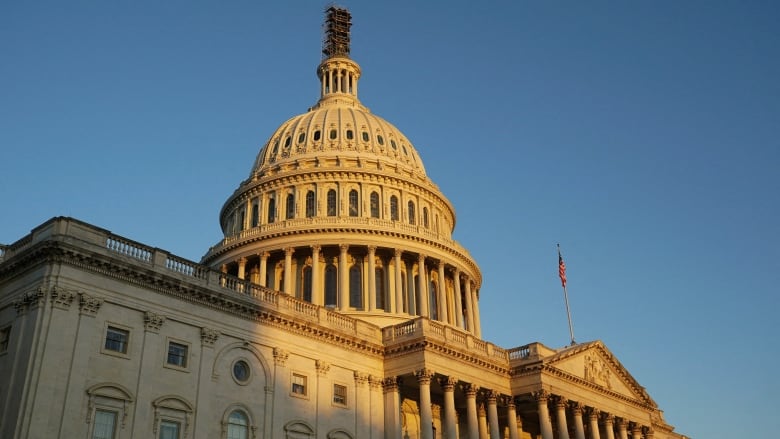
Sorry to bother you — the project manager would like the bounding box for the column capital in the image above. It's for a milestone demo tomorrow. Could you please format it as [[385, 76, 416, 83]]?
[[570, 401, 584, 415], [464, 383, 479, 397], [259, 251, 270, 259], [438, 376, 458, 391], [394, 248, 403, 258], [486, 390, 499, 404], [554, 395, 569, 409], [629, 422, 643, 435], [273, 347, 289, 366], [415, 368, 435, 385], [367, 245, 377, 253], [532, 389, 550, 403], [382, 376, 401, 392], [616, 417, 628, 430], [602, 413, 615, 425], [353, 371, 369, 386], [315, 360, 331, 376], [310, 245, 321, 253], [643, 427, 655, 438], [284, 247, 295, 256], [418, 252, 426, 261], [238, 256, 247, 264], [587, 407, 601, 421], [339, 243, 349, 252]]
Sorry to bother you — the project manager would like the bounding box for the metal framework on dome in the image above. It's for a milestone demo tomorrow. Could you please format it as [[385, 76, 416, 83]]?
[[322, 6, 351, 59]]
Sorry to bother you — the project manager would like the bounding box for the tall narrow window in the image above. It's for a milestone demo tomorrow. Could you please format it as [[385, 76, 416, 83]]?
[[349, 189, 359, 217], [302, 266, 312, 302], [370, 192, 380, 218], [324, 264, 337, 306], [429, 280, 439, 320], [306, 190, 316, 218], [251, 201, 259, 227], [349, 263, 363, 309], [327, 189, 337, 216], [286, 193, 295, 219], [408, 201, 416, 225], [267, 198, 276, 223], [226, 411, 249, 439], [375, 267, 385, 310], [92, 410, 117, 439], [238, 209, 246, 231], [0, 326, 10, 353], [423, 207, 429, 228], [390, 196, 399, 221]]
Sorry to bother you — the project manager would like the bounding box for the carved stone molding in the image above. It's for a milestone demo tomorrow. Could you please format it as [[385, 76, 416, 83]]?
[[570, 401, 584, 416], [584, 353, 612, 389], [50, 286, 76, 310], [464, 383, 479, 398], [486, 390, 499, 404], [554, 395, 569, 409], [382, 376, 400, 392], [353, 371, 368, 386], [315, 360, 331, 376], [143, 311, 166, 333], [273, 347, 289, 366], [200, 328, 220, 347], [79, 292, 103, 316], [439, 376, 458, 391], [414, 368, 434, 385], [532, 389, 550, 403], [616, 417, 628, 430], [587, 407, 601, 421], [602, 413, 615, 425], [368, 375, 383, 390]]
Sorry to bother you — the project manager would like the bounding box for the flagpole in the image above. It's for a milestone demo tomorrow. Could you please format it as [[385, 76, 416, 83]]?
[[558, 244, 576, 346]]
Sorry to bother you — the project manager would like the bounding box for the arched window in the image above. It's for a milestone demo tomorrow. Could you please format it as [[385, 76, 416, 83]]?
[[306, 191, 316, 218], [325, 264, 337, 306], [349, 189, 359, 217], [390, 196, 399, 221], [327, 189, 337, 216], [423, 207, 429, 228], [226, 410, 248, 439], [408, 201, 416, 225], [370, 192, 380, 218], [251, 201, 259, 227], [349, 263, 363, 309], [429, 280, 439, 320], [267, 198, 276, 223], [375, 266, 385, 310], [286, 193, 295, 219], [302, 266, 312, 302]]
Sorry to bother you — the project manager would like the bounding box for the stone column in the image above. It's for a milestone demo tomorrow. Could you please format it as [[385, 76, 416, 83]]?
[[283, 248, 294, 295], [486, 391, 500, 439], [354, 372, 371, 438], [477, 404, 488, 439], [453, 269, 464, 328], [437, 260, 448, 323], [506, 399, 519, 439], [368, 246, 377, 311], [383, 378, 402, 439], [258, 252, 269, 287], [643, 427, 654, 439], [417, 253, 429, 317], [339, 244, 349, 310], [555, 396, 570, 439], [615, 418, 628, 439], [237, 257, 247, 280], [394, 249, 404, 314], [472, 287, 482, 338], [571, 402, 586, 439], [602, 414, 615, 439], [465, 384, 479, 439], [416, 369, 434, 439], [533, 390, 554, 439], [588, 409, 601, 439], [464, 279, 475, 333], [311, 245, 321, 305], [441, 376, 458, 439], [407, 260, 417, 315], [629, 424, 642, 439]]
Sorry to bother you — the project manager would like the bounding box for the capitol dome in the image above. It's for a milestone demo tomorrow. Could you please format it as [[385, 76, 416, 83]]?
[[202, 7, 482, 331]]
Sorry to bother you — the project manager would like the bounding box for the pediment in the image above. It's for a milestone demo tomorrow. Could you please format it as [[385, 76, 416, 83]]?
[[544, 341, 656, 406]]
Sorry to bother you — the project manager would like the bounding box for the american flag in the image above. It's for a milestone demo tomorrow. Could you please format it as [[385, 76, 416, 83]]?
[[558, 247, 567, 288]]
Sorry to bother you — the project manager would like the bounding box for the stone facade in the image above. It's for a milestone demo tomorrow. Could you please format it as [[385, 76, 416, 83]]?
[[0, 7, 687, 439]]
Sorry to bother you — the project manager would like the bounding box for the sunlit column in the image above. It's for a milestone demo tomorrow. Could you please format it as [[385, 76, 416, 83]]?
[[615, 418, 628, 439], [237, 257, 247, 280], [394, 249, 403, 313], [311, 245, 321, 305], [453, 269, 464, 328], [407, 260, 417, 315], [506, 399, 519, 439], [472, 288, 482, 338], [464, 279, 475, 333], [437, 260, 448, 323], [354, 372, 371, 438], [368, 246, 377, 311], [603, 414, 615, 439], [416, 369, 434, 439], [486, 391, 500, 439], [588, 409, 601, 439], [284, 247, 294, 295], [644, 427, 654, 439], [533, 390, 554, 439], [571, 402, 586, 439], [465, 384, 479, 439], [477, 404, 488, 439], [555, 396, 570, 439], [441, 376, 458, 439], [339, 244, 349, 310], [417, 253, 429, 317], [383, 377, 402, 439], [258, 252, 269, 287]]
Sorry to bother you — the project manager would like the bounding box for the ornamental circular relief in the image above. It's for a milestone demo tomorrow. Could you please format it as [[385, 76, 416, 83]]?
[[232, 359, 251, 384]]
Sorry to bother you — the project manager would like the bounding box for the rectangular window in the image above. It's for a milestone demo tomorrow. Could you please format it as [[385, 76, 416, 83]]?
[[333, 383, 347, 405], [159, 420, 180, 439], [92, 409, 117, 439], [104, 327, 129, 354], [291, 373, 307, 395], [0, 326, 10, 353], [167, 342, 188, 368]]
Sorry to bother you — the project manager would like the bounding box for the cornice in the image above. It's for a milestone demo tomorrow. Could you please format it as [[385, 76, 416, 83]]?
[[384, 338, 510, 376]]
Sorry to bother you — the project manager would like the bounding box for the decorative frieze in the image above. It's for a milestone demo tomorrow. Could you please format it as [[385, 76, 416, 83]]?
[[79, 293, 103, 316], [143, 311, 166, 333], [585, 353, 612, 389], [200, 327, 220, 346]]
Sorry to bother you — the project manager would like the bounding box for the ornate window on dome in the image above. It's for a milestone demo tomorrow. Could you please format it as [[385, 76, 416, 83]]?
[[408, 201, 416, 225], [313, 130, 321, 141], [327, 189, 337, 216], [349, 190, 359, 217], [298, 132, 306, 144], [349, 262, 363, 309], [423, 207, 429, 228], [346, 130, 354, 140], [370, 192, 379, 218], [377, 135, 384, 145], [391, 139, 397, 150], [251, 200, 259, 227], [376, 266, 385, 310], [325, 264, 337, 306], [271, 140, 280, 162], [361, 131, 369, 142], [267, 197, 276, 224], [329, 129, 338, 140], [286, 193, 295, 219], [390, 196, 399, 221], [302, 266, 312, 302], [284, 136, 292, 148], [305, 191, 316, 218]]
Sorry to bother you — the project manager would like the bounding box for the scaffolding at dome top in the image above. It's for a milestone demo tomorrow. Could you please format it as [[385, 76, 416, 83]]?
[[322, 5, 351, 59]]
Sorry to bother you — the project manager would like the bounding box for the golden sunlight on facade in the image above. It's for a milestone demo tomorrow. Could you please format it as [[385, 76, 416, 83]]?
[[0, 7, 687, 439]]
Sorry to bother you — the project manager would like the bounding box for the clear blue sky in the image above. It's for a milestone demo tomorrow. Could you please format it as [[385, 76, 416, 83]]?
[[2, 2, 778, 437]]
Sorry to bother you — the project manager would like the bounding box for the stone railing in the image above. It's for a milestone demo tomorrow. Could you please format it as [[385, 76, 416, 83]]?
[[382, 317, 509, 363]]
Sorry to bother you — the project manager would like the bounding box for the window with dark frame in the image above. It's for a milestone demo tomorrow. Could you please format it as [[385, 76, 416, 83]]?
[[104, 326, 129, 354], [333, 383, 347, 405], [292, 373, 307, 395], [167, 341, 188, 368]]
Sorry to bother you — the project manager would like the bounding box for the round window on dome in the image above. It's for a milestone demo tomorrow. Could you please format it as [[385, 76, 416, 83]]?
[[313, 130, 321, 141], [377, 135, 384, 145], [361, 131, 369, 142], [346, 130, 354, 140], [329, 129, 337, 140], [233, 360, 251, 384]]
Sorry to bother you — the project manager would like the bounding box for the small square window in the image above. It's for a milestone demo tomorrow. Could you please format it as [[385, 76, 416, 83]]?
[[291, 373, 307, 396], [167, 342, 188, 368], [0, 326, 10, 353], [104, 326, 129, 354], [333, 383, 347, 406]]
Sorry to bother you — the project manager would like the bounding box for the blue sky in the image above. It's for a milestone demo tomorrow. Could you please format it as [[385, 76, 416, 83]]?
[[2, 2, 778, 437]]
